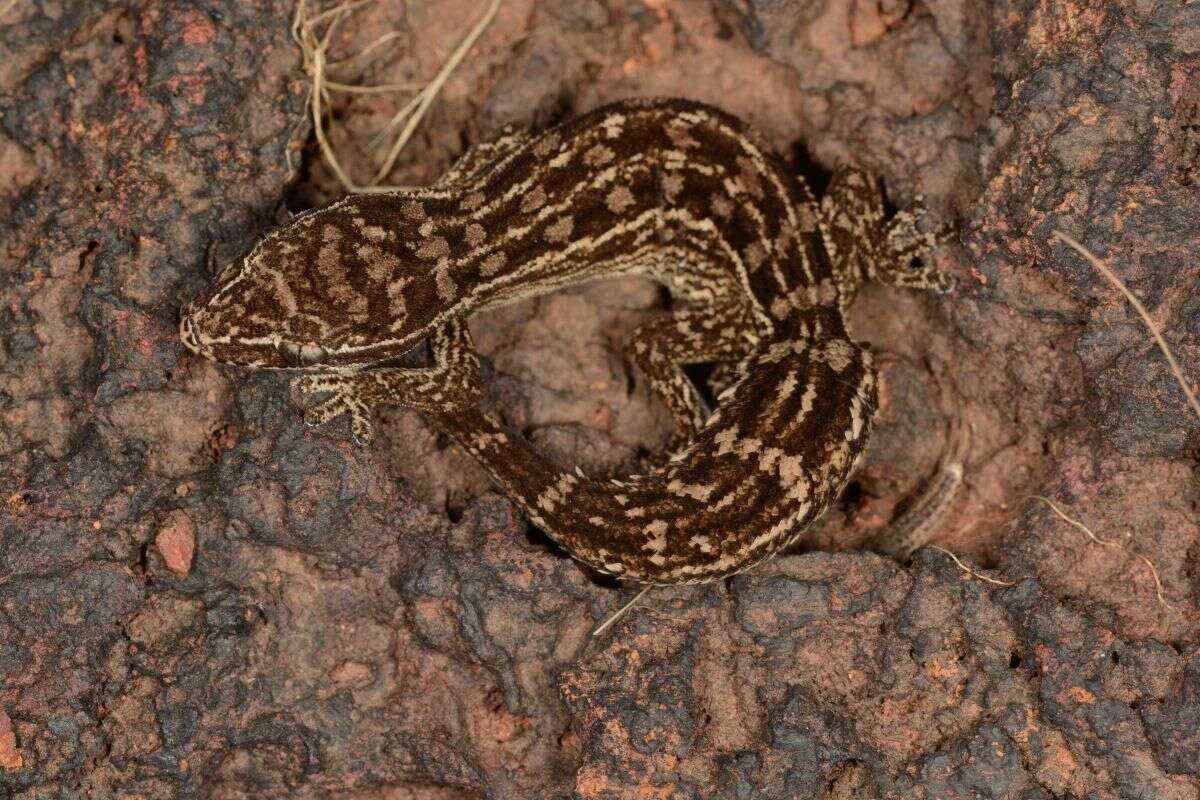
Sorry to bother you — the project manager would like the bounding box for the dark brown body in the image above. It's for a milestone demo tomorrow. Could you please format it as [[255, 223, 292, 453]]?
[[180, 98, 952, 583]]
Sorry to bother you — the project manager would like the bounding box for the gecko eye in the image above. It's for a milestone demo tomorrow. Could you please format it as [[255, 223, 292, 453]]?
[[276, 341, 329, 367], [276, 341, 302, 367]]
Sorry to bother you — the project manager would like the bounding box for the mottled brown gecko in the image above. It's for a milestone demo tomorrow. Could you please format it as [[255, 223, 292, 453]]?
[[180, 98, 953, 584]]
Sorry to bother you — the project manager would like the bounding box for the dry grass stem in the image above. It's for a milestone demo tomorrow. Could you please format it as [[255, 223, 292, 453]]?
[[592, 584, 655, 637], [292, 0, 502, 194], [1028, 494, 1171, 608], [366, 92, 426, 150], [1053, 230, 1200, 422], [0, 0, 20, 21], [370, 0, 502, 185], [325, 80, 425, 94], [329, 30, 403, 66], [928, 545, 1017, 587], [292, 0, 363, 190]]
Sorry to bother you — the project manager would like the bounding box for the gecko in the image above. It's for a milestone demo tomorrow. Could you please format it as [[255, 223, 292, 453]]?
[[179, 98, 954, 585]]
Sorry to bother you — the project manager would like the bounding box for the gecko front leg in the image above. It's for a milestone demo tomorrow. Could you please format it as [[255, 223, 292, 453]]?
[[291, 128, 530, 444], [293, 319, 481, 443]]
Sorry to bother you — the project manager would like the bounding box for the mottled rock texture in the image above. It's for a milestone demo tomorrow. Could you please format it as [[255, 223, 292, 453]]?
[[1, 0, 1197, 798]]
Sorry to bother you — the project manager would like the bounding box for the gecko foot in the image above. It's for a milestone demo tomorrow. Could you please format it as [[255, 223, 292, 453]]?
[[881, 196, 956, 293], [293, 373, 377, 444], [291, 322, 483, 445]]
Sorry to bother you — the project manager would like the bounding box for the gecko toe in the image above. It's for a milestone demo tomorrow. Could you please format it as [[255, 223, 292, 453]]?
[[292, 374, 333, 397], [302, 391, 375, 444], [304, 395, 347, 427], [347, 398, 375, 444]]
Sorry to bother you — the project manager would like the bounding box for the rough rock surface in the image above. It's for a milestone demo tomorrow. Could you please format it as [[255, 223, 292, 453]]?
[[1, 1, 1198, 798]]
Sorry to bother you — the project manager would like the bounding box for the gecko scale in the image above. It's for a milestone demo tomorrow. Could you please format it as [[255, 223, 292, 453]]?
[[180, 98, 953, 584]]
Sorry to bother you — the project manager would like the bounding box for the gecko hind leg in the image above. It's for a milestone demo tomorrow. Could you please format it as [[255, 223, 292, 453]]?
[[823, 167, 956, 295], [294, 318, 481, 444], [630, 302, 758, 454], [879, 196, 956, 293]]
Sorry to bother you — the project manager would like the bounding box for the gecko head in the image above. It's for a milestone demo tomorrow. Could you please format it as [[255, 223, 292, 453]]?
[[178, 288, 334, 371], [179, 198, 427, 370]]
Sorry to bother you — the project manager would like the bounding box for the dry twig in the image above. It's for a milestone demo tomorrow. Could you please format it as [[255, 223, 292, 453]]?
[[928, 545, 1017, 587], [592, 584, 655, 637], [1053, 230, 1200, 421], [1027, 494, 1171, 608], [371, 0, 502, 185]]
